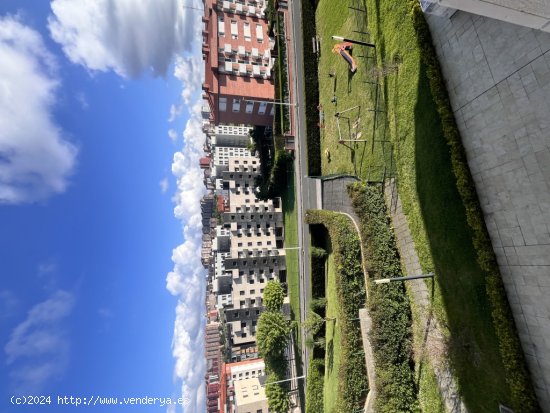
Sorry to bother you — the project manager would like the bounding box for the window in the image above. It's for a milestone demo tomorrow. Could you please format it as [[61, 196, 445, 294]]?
[[245, 100, 254, 114], [218, 17, 225, 36], [258, 101, 267, 115], [232, 98, 241, 112], [250, 289, 255, 294], [231, 20, 238, 39], [244, 22, 251, 40], [219, 97, 227, 112], [270, 104, 275, 116], [255, 24, 263, 42], [240, 291, 245, 295]]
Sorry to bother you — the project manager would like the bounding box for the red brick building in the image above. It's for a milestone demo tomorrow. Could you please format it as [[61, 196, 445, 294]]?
[[202, 0, 275, 126]]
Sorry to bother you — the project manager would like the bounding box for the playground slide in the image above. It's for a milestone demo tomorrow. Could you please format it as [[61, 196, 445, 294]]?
[[340, 49, 357, 73], [332, 42, 357, 73]]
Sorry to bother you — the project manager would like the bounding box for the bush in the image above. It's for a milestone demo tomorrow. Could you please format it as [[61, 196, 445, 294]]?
[[306, 210, 368, 412], [300, 0, 321, 175], [407, 2, 540, 410], [306, 359, 325, 413], [348, 184, 419, 412]]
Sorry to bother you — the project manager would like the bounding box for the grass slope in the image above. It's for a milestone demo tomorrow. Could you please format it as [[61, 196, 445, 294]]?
[[313, 0, 516, 411]]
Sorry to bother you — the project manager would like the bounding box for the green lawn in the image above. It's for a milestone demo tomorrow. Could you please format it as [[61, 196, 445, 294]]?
[[323, 250, 340, 413], [281, 162, 305, 410], [282, 163, 300, 327], [313, 0, 512, 411]]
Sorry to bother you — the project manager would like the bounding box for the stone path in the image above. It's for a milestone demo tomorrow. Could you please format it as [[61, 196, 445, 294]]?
[[384, 179, 467, 413]]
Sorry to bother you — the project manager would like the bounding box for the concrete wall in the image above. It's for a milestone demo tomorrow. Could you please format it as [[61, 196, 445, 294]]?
[[425, 10, 550, 409]]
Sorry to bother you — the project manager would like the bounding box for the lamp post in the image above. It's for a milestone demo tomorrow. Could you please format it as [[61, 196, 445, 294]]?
[[374, 273, 434, 284]]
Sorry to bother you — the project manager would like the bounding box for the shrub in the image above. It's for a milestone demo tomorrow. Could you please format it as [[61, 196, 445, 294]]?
[[348, 184, 419, 412], [306, 358, 325, 413], [300, 0, 321, 175]]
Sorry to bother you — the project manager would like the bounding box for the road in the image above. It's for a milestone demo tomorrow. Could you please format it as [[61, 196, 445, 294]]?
[[287, 0, 312, 382]]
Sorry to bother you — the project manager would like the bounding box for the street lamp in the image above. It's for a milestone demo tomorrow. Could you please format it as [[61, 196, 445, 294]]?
[[374, 273, 434, 284]]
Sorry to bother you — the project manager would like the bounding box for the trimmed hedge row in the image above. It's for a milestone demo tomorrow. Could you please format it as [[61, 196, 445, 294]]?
[[348, 184, 419, 412], [407, 2, 540, 411], [300, 0, 321, 175], [306, 210, 368, 412], [306, 358, 325, 413]]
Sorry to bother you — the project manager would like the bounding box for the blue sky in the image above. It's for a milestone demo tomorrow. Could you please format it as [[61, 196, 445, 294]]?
[[0, 1, 205, 412]]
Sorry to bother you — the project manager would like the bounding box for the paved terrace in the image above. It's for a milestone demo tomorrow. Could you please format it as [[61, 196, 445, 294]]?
[[426, 10, 550, 408]]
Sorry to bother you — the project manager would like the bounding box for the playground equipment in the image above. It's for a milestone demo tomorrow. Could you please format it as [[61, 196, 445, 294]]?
[[332, 42, 357, 73], [334, 105, 368, 144]]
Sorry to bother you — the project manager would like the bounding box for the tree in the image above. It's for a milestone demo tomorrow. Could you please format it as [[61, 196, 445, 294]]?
[[309, 296, 327, 313], [256, 311, 290, 357], [263, 280, 285, 312], [303, 310, 335, 336], [311, 246, 327, 259], [305, 335, 326, 350], [265, 373, 290, 413]]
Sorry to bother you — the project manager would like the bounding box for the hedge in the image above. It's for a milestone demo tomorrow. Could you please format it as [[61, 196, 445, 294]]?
[[348, 184, 419, 412], [306, 210, 368, 412], [300, 0, 322, 175], [408, 2, 539, 410], [306, 358, 325, 413]]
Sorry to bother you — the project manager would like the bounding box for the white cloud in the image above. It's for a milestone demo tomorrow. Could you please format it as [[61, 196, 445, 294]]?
[[173, 55, 202, 105], [159, 178, 169, 194], [168, 129, 178, 143], [166, 101, 207, 413], [4, 290, 75, 394], [48, 0, 202, 78], [0, 16, 77, 204], [168, 103, 183, 123]]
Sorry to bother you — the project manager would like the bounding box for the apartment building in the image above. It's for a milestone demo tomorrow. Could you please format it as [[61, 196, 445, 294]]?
[[218, 359, 268, 413], [207, 124, 253, 148], [202, 0, 275, 126], [233, 377, 269, 413], [218, 156, 285, 352]]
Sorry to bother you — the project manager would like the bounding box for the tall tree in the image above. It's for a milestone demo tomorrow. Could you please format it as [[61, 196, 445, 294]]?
[[263, 280, 285, 312], [257, 311, 290, 357]]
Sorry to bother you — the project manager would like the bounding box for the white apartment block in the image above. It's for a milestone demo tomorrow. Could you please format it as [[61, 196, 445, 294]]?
[[217, 156, 285, 347], [209, 124, 252, 149], [227, 359, 265, 382], [213, 146, 252, 167], [233, 376, 269, 413]]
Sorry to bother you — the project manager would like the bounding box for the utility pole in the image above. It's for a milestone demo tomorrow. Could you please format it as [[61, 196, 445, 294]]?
[[374, 273, 434, 284]]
